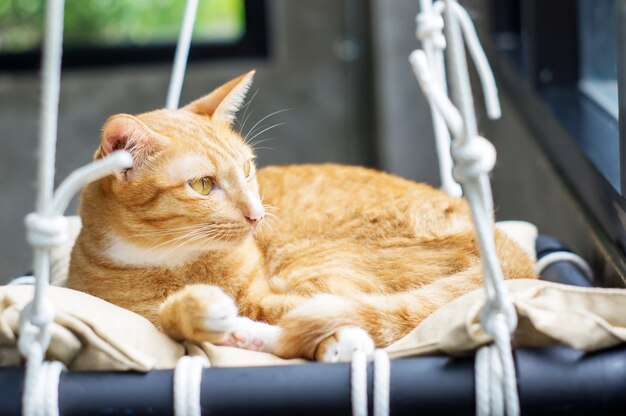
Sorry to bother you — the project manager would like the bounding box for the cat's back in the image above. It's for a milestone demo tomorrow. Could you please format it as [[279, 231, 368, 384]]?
[[256, 164, 472, 241]]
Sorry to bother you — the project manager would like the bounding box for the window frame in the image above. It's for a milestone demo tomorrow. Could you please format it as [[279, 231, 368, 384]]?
[[0, 0, 268, 71], [486, 0, 626, 258]]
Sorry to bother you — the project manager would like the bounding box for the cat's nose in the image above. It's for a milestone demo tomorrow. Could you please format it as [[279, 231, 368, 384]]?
[[243, 195, 264, 225], [245, 215, 263, 225]]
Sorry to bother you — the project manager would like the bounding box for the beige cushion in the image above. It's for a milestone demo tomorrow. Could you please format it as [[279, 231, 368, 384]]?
[[0, 286, 184, 370], [387, 279, 626, 357], [1, 279, 625, 370]]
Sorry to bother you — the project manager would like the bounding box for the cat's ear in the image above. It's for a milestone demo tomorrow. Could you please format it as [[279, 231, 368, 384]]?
[[184, 70, 255, 124], [96, 114, 166, 179]]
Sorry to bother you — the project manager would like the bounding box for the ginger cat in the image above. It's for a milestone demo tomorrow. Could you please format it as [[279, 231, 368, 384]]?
[[68, 70, 535, 362]]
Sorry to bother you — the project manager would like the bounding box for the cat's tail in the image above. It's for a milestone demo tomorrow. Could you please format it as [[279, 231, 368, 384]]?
[[274, 263, 486, 360]]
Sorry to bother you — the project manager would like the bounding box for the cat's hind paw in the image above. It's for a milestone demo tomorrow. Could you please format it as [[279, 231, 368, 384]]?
[[315, 326, 375, 363]]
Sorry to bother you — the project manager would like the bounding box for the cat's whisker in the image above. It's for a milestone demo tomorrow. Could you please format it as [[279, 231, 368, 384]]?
[[247, 123, 285, 145], [127, 225, 202, 238], [160, 230, 213, 257], [244, 108, 292, 142], [197, 228, 232, 251], [263, 203, 281, 214], [159, 224, 233, 256], [143, 229, 206, 254], [238, 89, 259, 133], [263, 214, 280, 223], [250, 136, 276, 147]]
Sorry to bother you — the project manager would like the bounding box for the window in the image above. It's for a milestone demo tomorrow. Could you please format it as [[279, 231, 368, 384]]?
[[487, 0, 626, 256], [0, 0, 267, 70], [578, 0, 618, 118]]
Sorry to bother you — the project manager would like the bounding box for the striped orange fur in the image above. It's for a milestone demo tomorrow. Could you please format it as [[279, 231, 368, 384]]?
[[68, 71, 536, 361]]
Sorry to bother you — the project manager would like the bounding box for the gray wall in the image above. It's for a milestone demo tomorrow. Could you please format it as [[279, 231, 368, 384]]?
[[3, 0, 618, 286], [370, 0, 440, 184], [0, 0, 382, 281]]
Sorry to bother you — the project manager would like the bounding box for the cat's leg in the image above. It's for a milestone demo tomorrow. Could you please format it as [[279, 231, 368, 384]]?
[[159, 284, 281, 353], [273, 294, 375, 362], [274, 263, 488, 362]]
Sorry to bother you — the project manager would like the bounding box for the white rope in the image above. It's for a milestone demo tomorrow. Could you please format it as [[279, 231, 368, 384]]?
[[8, 276, 36, 286], [174, 355, 208, 416], [351, 350, 368, 416], [409, 50, 464, 138], [20, 0, 66, 411], [20, 150, 132, 342], [535, 251, 593, 280], [23, 0, 65, 368], [413, 1, 519, 414], [37, 0, 65, 218], [53, 151, 133, 214], [25, 214, 69, 250], [19, 2, 133, 416], [415, 0, 460, 197], [475, 315, 520, 416], [166, 0, 199, 109], [449, 2, 501, 119], [373, 350, 390, 416], [41, 361, 65, 416], [21, 343, 65, 416]]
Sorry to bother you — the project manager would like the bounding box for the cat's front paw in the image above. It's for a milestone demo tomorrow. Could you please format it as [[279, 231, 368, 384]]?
[[199, 287, 239, 337], [160, 284, 281, 353], [315, 326, 375, 363], [160, 284, 238, 344]]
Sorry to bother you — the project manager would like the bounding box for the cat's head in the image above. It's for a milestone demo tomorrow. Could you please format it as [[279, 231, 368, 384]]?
[[90, 70, 265, 263]]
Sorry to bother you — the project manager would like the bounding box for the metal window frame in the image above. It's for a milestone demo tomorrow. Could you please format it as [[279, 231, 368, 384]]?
[[617, 0, 626, 196], [0, 0, 268, 72], [485, 0, 626, 261]]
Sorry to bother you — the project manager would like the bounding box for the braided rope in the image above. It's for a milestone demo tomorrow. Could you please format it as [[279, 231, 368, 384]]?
[[373, 350, 390, 416], [413, 1, 520, 414], [416, 0, 460, 197], [174, 355, 208, 416], [166, 0, 199, 109], [20, 5, 132, 416], [21, 343, 65, 416], [351, 350, 368, 416]]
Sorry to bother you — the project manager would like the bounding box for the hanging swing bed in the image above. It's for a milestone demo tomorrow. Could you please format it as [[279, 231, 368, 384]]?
[[1, 1, 626, 415]]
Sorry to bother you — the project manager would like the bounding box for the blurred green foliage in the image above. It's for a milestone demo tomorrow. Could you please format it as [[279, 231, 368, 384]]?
[[0, 0, 245, 52]]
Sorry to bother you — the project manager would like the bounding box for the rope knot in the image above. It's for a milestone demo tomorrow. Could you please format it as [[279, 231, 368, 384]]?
[[451, 136, 496, 183], [18, 300, 55, 358], [415, 12, 446, 49], [25, 213, 69, 250], [480, 300, 518, 339]]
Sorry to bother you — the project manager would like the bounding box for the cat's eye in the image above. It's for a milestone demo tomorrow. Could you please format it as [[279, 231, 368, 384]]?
[[243, 159, 252, 178], [189, 177, 213, 195]]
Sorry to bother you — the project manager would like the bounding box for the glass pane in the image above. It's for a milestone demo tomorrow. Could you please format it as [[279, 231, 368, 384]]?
[[0, 0, 245, 53], [578, 0, 618, 118]]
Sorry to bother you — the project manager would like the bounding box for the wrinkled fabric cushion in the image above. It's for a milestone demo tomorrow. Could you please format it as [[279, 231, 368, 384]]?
[[1, 279, 625, 371], [386, 279, 626, 358], [0, 286, 184, 371]]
